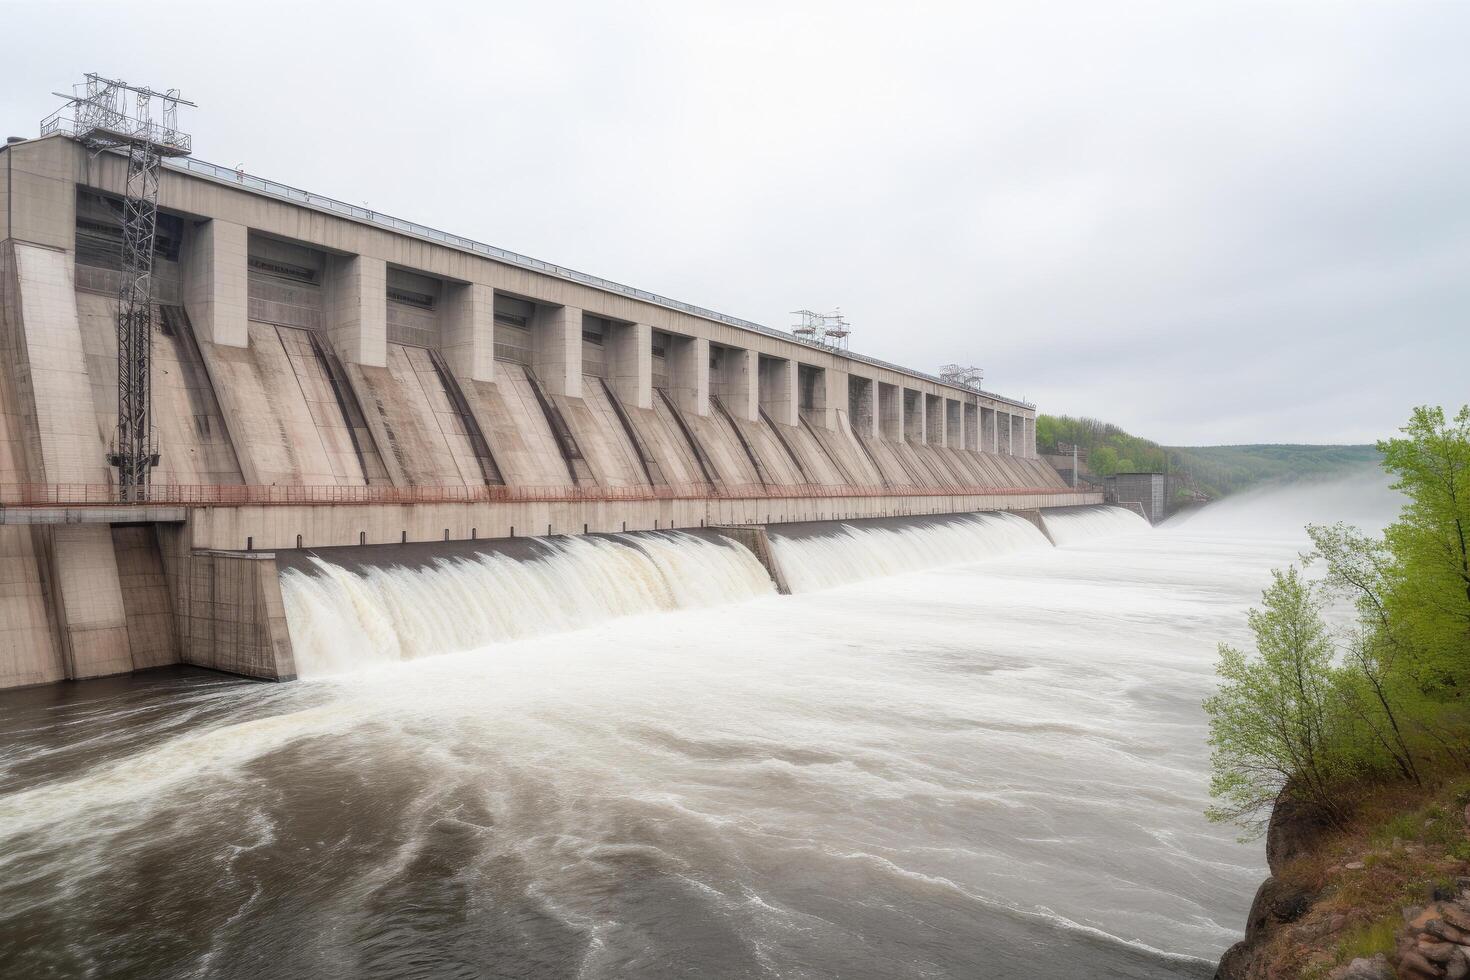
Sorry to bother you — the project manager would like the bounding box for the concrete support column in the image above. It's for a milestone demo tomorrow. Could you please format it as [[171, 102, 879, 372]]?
[[759, 356, 798, 426], [533, 304, 583, 398], [668, 335, 709, 416], [0, 139, 76, 250], [964, 403, 979, 451], [925, 394, 944, 446], [848, 377, 878, 439], [441, 281, 495, 382], [820, 368, 846, 431], [713, 348, 758, 422], [903, 389, 925, 444], [2, 243, 111, 485], [182, 218, 248, 348], [608, 321, 652, 409], [1024, 417, 1035, 458], [878, 383, 901, 441], [48, 525, 132, 680], [326, 254, 387, 367]]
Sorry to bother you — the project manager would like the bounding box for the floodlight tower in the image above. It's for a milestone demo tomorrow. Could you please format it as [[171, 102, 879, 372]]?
[[41, 75, 195, 500]]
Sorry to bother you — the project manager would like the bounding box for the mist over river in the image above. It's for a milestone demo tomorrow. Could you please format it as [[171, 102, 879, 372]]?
[[0, 475, 1397, 979]]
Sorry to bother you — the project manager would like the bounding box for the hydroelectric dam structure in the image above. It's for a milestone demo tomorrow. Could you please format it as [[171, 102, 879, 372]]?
[[0, 126, 1100, 690]]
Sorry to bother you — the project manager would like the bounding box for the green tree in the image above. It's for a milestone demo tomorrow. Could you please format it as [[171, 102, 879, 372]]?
[[1205, 567, 1353, 834], [1036, 415, 1058, 453], [1304, 523, 1420, 784], [1090, 446, 1119, 476], [1379, 406, 1470, 684]]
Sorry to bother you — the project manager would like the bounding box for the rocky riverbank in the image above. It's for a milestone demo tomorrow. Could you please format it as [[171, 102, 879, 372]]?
[[1215, 781, 1470, 979]]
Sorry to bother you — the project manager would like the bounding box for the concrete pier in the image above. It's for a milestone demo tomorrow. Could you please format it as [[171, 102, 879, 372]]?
[[0, 132, 1096, 689]]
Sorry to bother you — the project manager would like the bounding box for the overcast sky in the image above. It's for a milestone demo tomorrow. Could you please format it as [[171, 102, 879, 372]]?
[[2, 1, 1464, 444]]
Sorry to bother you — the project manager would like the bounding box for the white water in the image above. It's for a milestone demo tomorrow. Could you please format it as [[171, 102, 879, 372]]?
[[1041, 504, 1152, 546], [281, 532, 775, 677], [0, 487, 1399, 977], [769, 511, 1052, 592]]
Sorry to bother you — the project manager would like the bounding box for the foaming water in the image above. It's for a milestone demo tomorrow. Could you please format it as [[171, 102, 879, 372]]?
[[0, 480, 1400, 979], [281, 532, 774, 677], [1042, 504, 1152, 546], [769, 511, 1049, 592]]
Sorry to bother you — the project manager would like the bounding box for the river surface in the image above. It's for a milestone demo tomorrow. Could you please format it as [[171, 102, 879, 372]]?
[[0, 477, 1395, 978]]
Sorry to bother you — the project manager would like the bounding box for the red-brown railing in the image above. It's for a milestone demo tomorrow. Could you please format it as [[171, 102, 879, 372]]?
[[0, 482, 1097, 508]]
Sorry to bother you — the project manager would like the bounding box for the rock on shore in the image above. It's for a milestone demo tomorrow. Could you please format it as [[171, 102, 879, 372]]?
[[1215, 790, 1470, 979]]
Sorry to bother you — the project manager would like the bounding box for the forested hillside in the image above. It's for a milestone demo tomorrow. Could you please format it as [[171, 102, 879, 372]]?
[[1036, 414, 1379, 498], [1172, 443, 1381, 497]]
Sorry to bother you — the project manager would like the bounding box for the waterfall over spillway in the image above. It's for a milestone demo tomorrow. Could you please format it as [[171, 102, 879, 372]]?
[[280, 532, 775, 677], [768, 512, 1051, 593], [1041, 505, 1152, 546]]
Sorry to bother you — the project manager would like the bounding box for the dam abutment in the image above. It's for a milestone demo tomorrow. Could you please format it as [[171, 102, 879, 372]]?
[[169, 546, 297, 682]]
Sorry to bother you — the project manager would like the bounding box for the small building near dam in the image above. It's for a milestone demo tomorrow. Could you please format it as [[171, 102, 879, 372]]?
[[0, 130, 1100, 690], [1107, 472, 1167, 523]]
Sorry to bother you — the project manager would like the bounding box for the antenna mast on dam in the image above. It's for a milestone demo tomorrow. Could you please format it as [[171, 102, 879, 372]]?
[[41, 75, 195, 500], [790, 309, 852, 350]]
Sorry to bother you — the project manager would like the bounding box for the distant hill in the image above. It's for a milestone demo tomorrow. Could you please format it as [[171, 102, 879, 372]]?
[[1036, 415, 1379, 500], [1166, 443, 1381, 498]]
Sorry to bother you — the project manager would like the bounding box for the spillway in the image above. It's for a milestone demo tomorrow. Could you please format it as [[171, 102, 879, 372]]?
[[1040, 504, 1152, 546], [768, 512, 1052, 592], [281, 505, 1157, 676], [280, 532, 775, 677]]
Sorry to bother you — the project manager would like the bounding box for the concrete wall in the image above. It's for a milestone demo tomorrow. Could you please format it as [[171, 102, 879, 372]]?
[[0, 526, 62, 688], [181, 489, 1100, 552]]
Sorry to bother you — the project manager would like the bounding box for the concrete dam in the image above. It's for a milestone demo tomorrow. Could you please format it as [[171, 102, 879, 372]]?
[[0, 131, 1100, 690]]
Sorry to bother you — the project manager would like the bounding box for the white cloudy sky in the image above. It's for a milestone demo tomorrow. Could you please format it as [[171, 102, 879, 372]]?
[[3, 1, 1465, 444]]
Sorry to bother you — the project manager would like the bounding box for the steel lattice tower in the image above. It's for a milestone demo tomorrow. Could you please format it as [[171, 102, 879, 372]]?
[[42, 75, 194, 500]]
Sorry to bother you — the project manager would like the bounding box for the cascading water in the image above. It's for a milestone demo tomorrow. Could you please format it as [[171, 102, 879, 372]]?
[[281, 532, 775, 677], [1041, 504, 1152, 546], [767, 511, 1052, 592]]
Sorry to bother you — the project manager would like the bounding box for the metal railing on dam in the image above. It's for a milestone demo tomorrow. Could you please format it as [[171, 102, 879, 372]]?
[[0, 482, 1094, 508], [163, 155, 1035, 412]]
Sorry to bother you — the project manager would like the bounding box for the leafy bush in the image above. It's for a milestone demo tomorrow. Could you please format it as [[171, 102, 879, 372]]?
[[1205, 568, 1355, 833]]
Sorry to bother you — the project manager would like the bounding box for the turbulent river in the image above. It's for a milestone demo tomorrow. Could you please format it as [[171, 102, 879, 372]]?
[[0, 475, 1396, 979]]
